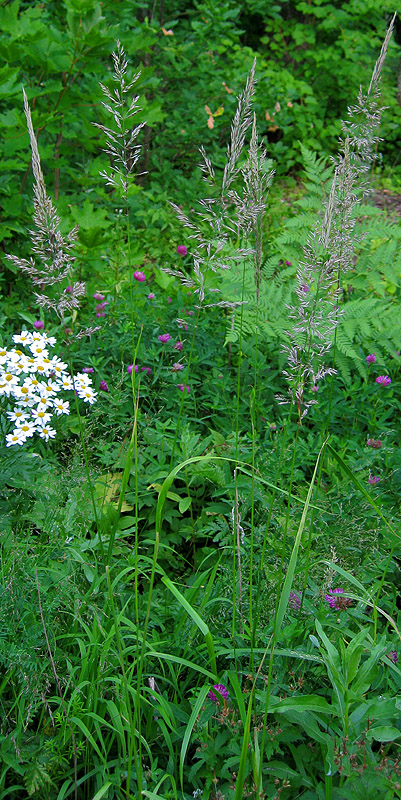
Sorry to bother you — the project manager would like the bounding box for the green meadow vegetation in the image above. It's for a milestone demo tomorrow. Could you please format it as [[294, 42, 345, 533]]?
[[1, 2, 401, 798]]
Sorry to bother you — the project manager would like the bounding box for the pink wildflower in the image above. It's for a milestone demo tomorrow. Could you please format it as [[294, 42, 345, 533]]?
[[147, 293, 155, 300], [167, 297, 172, 303], [387, 651, 398, 664], [178, 384, 190, 393], [172, 362, 184, 372], [158, 333, 171, 343], [376, 375, 391, 387], [289, 591, 301, 610], [127, 364, 139, 375], [325, 588, 352, 611], [33, 320, 44, 330], [99, 380, 108, 392], [134, 271, 146, 282], [284, 260, 292, 266], [366, 353, 376, 364], [208, 684, 229, 703], [141, 367, 152, 375], [83, 367, 94, 374], [366, 438, 382, 449], [174, 341, 183, 351], [93, 293, 105, 301], [368, 474, 380, 486], [177, 245, 187, 256]]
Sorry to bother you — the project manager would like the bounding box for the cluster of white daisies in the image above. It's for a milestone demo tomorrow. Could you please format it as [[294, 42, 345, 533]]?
[[1, 330, 97, 447]]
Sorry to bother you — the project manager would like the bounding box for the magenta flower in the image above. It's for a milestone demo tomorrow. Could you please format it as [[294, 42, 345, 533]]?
[[147, 293, 155, 300], [289, 591, 302, 610], [300, 283, 310, 293], [66, 285, 72, 293], [311, 384, 319, 393], [366, 438, 382, 449], [141, 367, 152, 375], [83, 367, 94, 374], [167, 296, 172, 303], [376, 375, 391, 387], [172, 362, 184, 372], [284, 260, 292, 266], [158, 333, 171, 343], [65, 328, 72, 335], [387, 651, 398, 664], [134, 270, 146, 282], [93, 293, 105, 301], [177, 245, 187, 256], [127, 364, 139, 375], [325, 588, 352, 610], [33, 320, 44, 330], [368, 474, 380, 486], [174, 341, 183, 351], [208, 683, 229, 704], [366, 353, 376, 364], [178, 383, 190, 393], [99, 380, 108, 392]]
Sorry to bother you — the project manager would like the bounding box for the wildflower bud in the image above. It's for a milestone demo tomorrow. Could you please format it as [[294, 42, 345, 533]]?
[[177, 245, 187, 256], [133, 270, 146, 282], [99, 380, 108, 391], [368, 474, 380, 485], [34, 320, 44, 330], [366, 353, 376, 364]]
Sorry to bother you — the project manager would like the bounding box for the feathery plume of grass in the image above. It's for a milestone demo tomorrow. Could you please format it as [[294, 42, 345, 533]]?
[[93, 39, 144, 199], [279, 15, 395, 419], [167, 60, 258, 308], [5, 89, 86, 323]]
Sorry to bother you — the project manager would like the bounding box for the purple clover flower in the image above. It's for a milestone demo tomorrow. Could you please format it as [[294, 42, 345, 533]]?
[[172, 362, 184, 372], [289, 591, 302, 610], [300, 283, 310, 293], [284, 260, 292, 266], [174, 341, 183, 351], [366, 353, 376, 364], [133, 270, 146, 282], [387, 651, 398, 664], [127, 364, 139, 375], [158, 333, 171, 343], [366, 438, 382, 449], [311, 384, 319, 393], [167, 296, 172, 303], [93, 293, 105, 301], [147, 293, 155, 299], [208, 683, 229, 704], [83, 367, 94, 374], [141, 367, 152, 375], [34, 320, 44, 330], [376, 375, 391, 387], [177, 245, 187, 256], [368, 474, 380, 486], [99, 380, 108, 392], [178, 383, 190, 393], [66, 286, 72, 293], [325, 588, 352, 611]]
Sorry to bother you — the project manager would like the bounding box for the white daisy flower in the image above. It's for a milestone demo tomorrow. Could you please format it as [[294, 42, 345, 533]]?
[[15, 393, 40, 408], [53, 399, 70, 415], [37, 379, 61, 397], [29, 343, 49, 358], [58, 375, 74, 390], [12, 331, 33, 346], [15, 420, 36, 438], [36, 395, 54, 410], [31, 409, 52, 426], [0, 348, 8, 365], [42, 334, 57, 347], [1, 372, 19, 395], [5, 428, 27, 446], [37, 425, 56, 442], [6, 409, 28, 423], [78, 386, 97, 404]]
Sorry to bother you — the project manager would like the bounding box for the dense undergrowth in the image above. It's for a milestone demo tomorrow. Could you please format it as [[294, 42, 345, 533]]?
[[1, 3, 401, 800]]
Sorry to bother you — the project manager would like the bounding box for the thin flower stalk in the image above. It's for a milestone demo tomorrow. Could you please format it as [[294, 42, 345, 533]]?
[[167, 60, 258, 308], [93, 39, 145, 199], [279, 15, 395, 420], [5, 90, 89, 325]]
